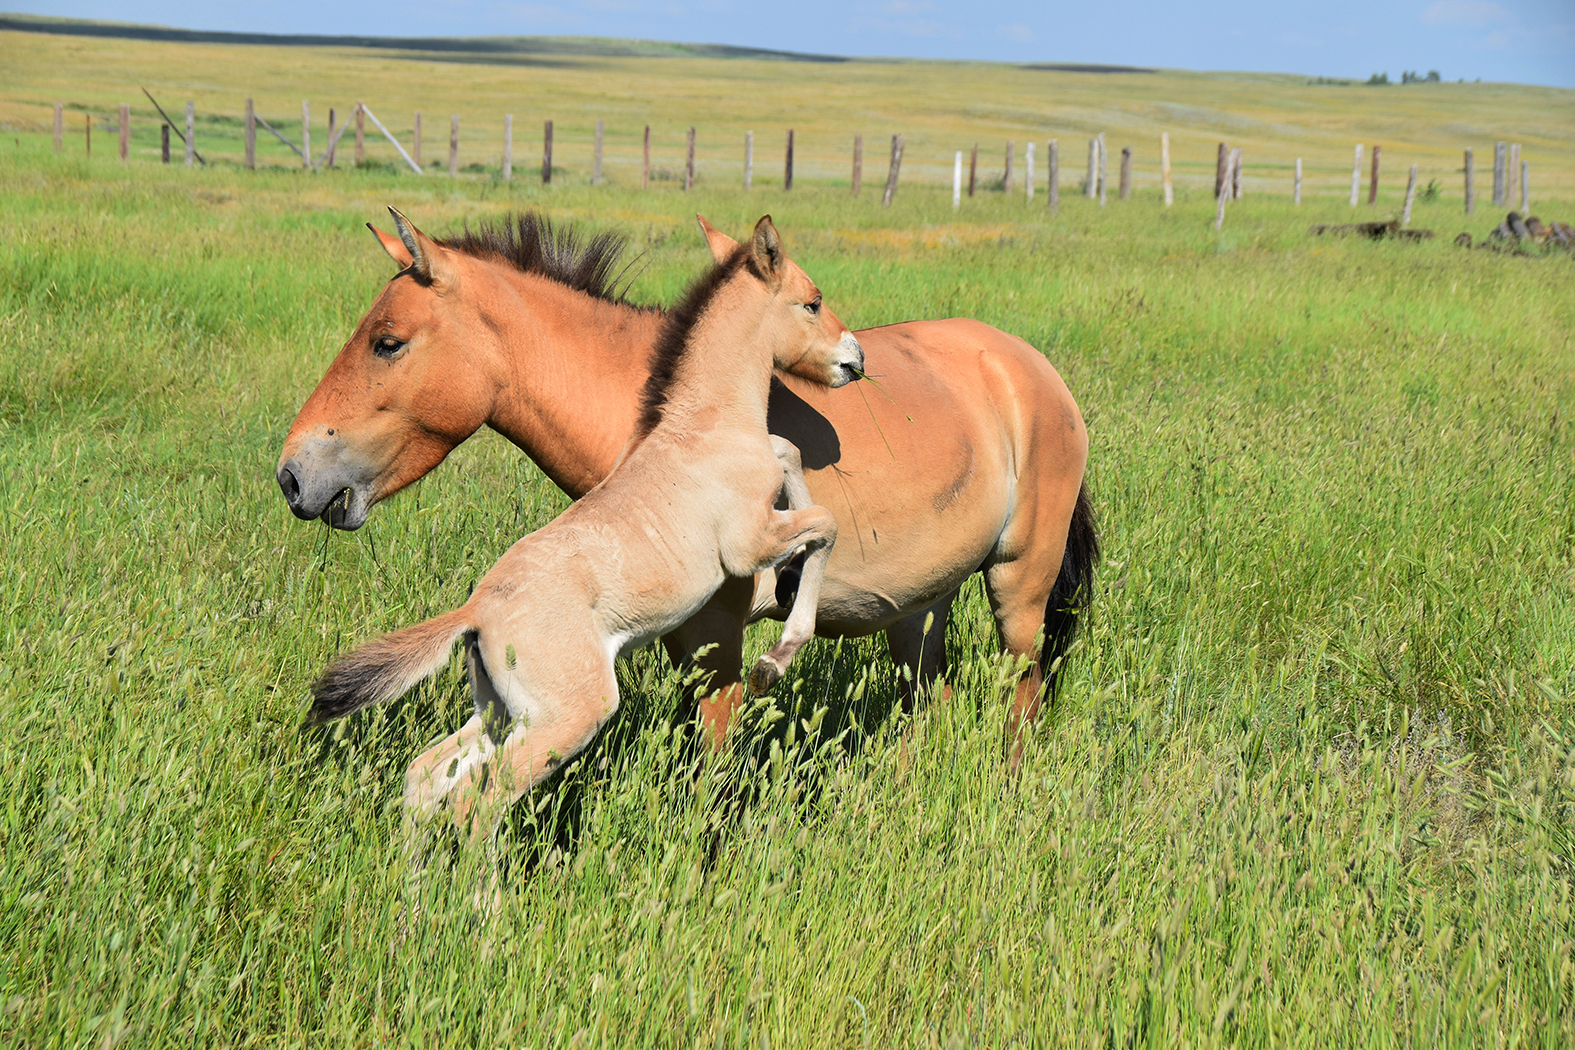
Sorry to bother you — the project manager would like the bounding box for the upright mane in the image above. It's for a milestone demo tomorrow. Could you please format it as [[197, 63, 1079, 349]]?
[[439, 212, 648, 307], [633, 248, 752, 439]]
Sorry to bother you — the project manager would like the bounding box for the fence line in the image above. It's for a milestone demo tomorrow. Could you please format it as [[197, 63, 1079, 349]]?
[[48, 99, 1551, 216]]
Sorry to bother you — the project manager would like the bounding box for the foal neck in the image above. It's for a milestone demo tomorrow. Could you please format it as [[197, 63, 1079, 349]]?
[[638, 267, 777, 442]]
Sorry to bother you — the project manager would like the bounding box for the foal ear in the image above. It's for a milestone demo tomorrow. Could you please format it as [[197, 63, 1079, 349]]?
[[695, 214, 739, 264], [386, 206, 456, 289], [749, 215, 783, 288], [368, 223, 414, 268]]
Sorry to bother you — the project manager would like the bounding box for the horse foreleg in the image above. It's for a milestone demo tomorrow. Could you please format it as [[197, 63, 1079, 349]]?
[[768, 436, 814, 608], [661, 575, 755, 749], [883, 587, 959, 715], [746, 504, 837, 695]]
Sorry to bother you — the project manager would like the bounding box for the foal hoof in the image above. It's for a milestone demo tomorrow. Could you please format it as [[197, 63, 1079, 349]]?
[[748, 656, 784, 696]]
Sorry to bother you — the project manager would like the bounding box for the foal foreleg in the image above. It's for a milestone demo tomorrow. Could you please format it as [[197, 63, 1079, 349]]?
[[768, 436, 815, 609], [746, 504, 837, 694]]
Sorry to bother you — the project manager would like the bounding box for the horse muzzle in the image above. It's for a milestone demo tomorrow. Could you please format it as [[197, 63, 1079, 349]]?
[[276, 449, 373, 531], [831, 334, 865, 388]]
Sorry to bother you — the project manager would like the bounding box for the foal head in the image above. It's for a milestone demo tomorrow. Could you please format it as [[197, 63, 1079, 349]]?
[[276, 208, 499, 529], [704, 214, 865, 388]]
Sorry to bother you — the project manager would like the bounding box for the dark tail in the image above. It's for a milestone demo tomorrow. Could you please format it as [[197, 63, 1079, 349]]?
[[1040, 481, 1099, 695], [308, 610, 471, 725]]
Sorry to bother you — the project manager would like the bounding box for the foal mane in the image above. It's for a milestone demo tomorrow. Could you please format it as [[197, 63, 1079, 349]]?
[[438, 211, 649, 307], [633, 247, 756, 439]]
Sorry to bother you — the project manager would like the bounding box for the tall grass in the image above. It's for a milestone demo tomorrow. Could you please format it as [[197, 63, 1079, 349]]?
[[0, 152, 1571, 1046]]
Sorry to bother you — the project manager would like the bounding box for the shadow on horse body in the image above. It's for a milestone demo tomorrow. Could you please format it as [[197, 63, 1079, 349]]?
[[279, 210, 1097, 761]]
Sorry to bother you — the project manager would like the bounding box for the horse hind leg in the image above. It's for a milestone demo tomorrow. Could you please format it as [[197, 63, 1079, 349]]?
[[982, 549, 1065, 769], [883, 587, 959, 716]]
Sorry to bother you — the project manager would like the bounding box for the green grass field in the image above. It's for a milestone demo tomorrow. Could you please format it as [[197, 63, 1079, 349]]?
[[2, 31, 1574, 1048]]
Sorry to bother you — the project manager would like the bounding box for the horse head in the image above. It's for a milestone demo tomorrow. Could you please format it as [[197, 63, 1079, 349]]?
[[276, 208, 497, 529]]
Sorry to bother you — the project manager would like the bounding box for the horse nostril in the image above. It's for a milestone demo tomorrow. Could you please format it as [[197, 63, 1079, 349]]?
[[278, 467, 301, 507]]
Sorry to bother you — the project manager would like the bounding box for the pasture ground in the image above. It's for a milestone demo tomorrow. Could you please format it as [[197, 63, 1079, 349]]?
[[1, 34, 1573, 1048]]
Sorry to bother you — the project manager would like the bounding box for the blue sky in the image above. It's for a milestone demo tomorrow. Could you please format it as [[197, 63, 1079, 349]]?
[[18, 1, 1575, 87]]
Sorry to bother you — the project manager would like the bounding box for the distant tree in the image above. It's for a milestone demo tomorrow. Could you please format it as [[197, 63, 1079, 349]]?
[[1366, 72, 1390, 85], [1426, 70, 1441, 82]]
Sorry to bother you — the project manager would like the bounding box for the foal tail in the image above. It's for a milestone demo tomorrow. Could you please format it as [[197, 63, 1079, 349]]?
[[1040, 481, 1100, 695], [308, 609, 472, 725]]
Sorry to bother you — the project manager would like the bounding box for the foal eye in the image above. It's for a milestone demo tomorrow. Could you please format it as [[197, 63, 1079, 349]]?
[[373, 336, 407, 359], [805, 298, 822, 315]]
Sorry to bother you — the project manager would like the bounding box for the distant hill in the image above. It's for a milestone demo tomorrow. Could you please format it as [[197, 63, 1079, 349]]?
[[0, 12, 848, 63]]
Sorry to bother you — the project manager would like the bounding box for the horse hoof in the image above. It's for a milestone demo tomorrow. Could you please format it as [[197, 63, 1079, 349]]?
[[748, 657, 783, 695]]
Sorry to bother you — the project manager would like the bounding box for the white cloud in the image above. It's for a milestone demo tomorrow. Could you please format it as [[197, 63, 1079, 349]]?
[[1423, 1, 1509, 27]]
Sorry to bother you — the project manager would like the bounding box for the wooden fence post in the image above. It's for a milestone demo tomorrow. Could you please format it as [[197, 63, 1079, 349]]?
[[1003, 140, 1014, 195], [851, 134, 861, 195], [1508, 143, 1519, 205], [1215, 142, 1228, 198], [1492, 141, 1504, 205], [882, 134, 903, 206], [744, 130, 754, 191], [244, 99, 255, 168], [543, 119, 554, 184], [1520, 159, 1529, 212], [501, 114, 512, 180], [1232, 150, 1243, 199], [642, 125, 650, 190], [53, 102, 62, 153], [301, 101, 311, 170], [684, 125, 694, 191], [1160, 133, 1172, 206], [119, 103, 129, 161], [1294, 158, 1302, 204], [1215, 148, 1238, 230], [448, 115, 458, 176], [1047, 139, 1059, 211], [1463, 148, 1473, 213], [1097, 133, 1107, 206], [1086, 139, 1097, 198], [1119, 146, 1131, 200], [968, 143, 977, 197], [1368, 144, 1380, 204], [1349, 144, 1362, 206], [1402, 164, 1418, 224], [355, 102, 365, 165], [161, 124, 170, 163], [326, 108, 336, 167], [413, 111, 421, 168], [185, 101, 194, 168], [784, 129, 794, 191], [953, 151, 962, 210], [593, 120, 604, 184], [1025, 141, 1035, 201]]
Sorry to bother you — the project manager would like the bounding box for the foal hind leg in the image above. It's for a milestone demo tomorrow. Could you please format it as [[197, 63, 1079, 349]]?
[[884, 587, 959, 715]]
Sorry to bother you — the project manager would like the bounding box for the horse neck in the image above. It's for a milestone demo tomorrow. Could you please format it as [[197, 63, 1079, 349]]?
[[652, 279, 776, 440], [479, 270, 663, 498]]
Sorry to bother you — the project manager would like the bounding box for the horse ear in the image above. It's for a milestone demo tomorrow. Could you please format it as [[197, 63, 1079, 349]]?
[[368, 224, 413, 268], [387, 206, 456, 288], [749, 215, 783, 288], [696, 214, 738, 264]]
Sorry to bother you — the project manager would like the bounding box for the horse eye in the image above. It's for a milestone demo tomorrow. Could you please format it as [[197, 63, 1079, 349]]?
[[374, 336, 407, 359], [805, 298, 822, 315]]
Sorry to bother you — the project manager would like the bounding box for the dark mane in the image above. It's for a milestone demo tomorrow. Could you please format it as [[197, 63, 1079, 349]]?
[[438, 211, 648, 307], [633, 248, 751, 438]]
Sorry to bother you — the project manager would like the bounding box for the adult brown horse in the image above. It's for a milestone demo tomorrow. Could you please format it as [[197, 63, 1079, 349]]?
[[278, 210, 1096, 755]]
